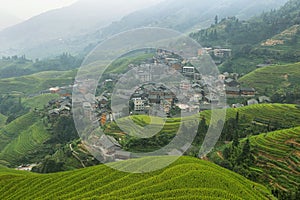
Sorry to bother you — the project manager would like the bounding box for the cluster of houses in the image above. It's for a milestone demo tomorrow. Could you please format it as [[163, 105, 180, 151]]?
[[37, 48, 274, 162], [48, 96, 72, 117], [87, 134, 131, 162], [218, 72, 257, 97], [198, 47, 232, 58]]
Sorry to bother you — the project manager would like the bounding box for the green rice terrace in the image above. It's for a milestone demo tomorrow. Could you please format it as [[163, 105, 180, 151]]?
[[0, 70, 76, 95], [109, 104, 300, 135], [209, 126, 300, 193], [0, 156, 275, 200], [201, 103, 300, 128], [0, 112, 49, 166], [0, 113, 7, 128], [249, 127, 300, 191], [239, 62, 300, 96]]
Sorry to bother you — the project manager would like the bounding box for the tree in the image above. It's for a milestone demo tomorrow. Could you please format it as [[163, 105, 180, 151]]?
[[215, 15, 218, 25], [232, 130, 239, 148]]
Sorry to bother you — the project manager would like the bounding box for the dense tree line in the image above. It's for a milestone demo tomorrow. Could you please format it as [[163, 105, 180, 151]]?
[[190, 0, 300, 73], [0, 53, 83, 78], [0, 95, 29, 123]]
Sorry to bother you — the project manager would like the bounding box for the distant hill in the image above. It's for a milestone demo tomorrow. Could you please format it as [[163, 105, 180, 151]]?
[[190, 0, 300, 73], [0, 156, 274, 199], [0, 0, 288, 59], [0, 0, 159, 59], [0, 11, 21, 31], [100, 0, 288, 35], [192, 0, 300, 47]]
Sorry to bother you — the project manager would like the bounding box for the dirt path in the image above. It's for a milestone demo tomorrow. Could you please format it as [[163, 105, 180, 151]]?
[[70, 143, 86, 168]]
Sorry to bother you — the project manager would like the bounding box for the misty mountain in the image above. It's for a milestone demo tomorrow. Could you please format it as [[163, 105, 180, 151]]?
[[0, 11, 21, 31], [100, 0, 289, 36], [0, 0, 158, 58], [0, 0, 288, 59]]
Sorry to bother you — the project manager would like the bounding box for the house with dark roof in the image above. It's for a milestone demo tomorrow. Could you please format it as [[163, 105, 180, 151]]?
[[224, 78, 239, 87], [225, 87, 240, 96], [240, 88, 256, 96]]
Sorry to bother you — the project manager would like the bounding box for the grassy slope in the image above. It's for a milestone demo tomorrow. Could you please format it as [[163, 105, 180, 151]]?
[[258, 25, 300, 53], [22, 94, 59, 109], [0, 70, 76, 95], [239, 62, 300, 96], [0, 111, 50, 166], [0, 121, 50, 165], [201, 103, 300, 128], [0, 113, 7, 128], [112, 104, 293, 136], [0, 157, 274, 200], [211, 127, 300, 191], [249, 127, 300, 191]]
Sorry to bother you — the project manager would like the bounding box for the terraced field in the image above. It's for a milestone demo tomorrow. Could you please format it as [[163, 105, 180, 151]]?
[[249, 127, 300, 191], [22, 94, 59, 109], [0, 112, 50, 166], [0, 70, 76, 95], [0, 156, 275, 200], [0, 113, 7, 128], [201, 104, 300, 128], [0, 121, 50, 165], [239, 62, 300, 96], [107, 115, 184, 135]]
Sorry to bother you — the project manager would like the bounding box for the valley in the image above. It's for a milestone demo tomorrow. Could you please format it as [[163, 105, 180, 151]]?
[[0, 0, 300, 199]]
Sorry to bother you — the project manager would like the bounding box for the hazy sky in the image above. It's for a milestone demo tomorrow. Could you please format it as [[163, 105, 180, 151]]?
[[0, 0, 164, 20]]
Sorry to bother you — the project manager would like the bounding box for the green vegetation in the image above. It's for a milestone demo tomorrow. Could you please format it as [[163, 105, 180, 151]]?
[[201, 103, 300, 129], [22, 94, 59, 110], [0, 112, 39, 153], [0, 113, 7, 128], [239, 62, 300, 101], [0, 121, 50, 166], [190, 0, 300, 74], [0, 95, 29, 123], [0, 112, 47, 166], [0, 156, 274, 200], [0, 53, 82, 79], [106, 115, 183, 152], [106, 104, 300, 154], [0, 69, 76, 95], [250, 127, 300, 192], [105, 51, 155, 74], [210, 127, 300, 199]]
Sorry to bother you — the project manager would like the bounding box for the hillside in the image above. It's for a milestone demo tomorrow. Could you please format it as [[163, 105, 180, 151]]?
[[0, 0, 288, 58], [0, 0, 157, 59], [190, 0, 300, 73], [250, 127, 300, 191], [0, 112, 44, 166], [22, 94, 59, 110], [210, 127, 300, 195], [239, 62, 300, 98], [201, 103, 300, 128], [0, 70, 76, 95], [0, 11, 21, 31], [0, 120, 50, 166], [0, 54, 82, 79], [0, 113, 7, 128], [0, 94, 58, 166], [0, 156, 274, 200]]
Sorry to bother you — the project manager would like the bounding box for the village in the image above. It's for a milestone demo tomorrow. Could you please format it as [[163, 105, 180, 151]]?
[[19, 47, 272, 165]]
